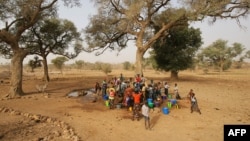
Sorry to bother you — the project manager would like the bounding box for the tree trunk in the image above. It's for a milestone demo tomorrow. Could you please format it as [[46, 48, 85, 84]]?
[[134, 49, 144, 75], [220, 61, 224, 73], [170, 70, 179, 80], [31, 67, 34, 72], [219, 57, 227, 73], [42, 56, 50, 82], [8, 49, 27, 98]]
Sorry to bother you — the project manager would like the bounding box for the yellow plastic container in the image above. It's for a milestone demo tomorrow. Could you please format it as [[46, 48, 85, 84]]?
[[129, 107, 132, 111], [175, 104, 179, 109]]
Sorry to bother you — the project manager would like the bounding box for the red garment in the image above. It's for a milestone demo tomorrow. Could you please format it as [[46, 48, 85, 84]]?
[[123, 87, 133, 104], [132, 92, 142, 104], [135, 77, 141, 83], [124, 87, 133, 97]]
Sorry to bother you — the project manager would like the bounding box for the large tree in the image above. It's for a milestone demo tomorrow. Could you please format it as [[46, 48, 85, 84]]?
[[75, 60, 85, 70], [197, 39, 246, 72], [0, 0, 80, 98], [25, 18, 83, 82], [51, 56, 68, 74], [83, 0, 249, 75], [28, 56, 42, 72], [245, 50, 250, 59], [151, 25, 202, 80]]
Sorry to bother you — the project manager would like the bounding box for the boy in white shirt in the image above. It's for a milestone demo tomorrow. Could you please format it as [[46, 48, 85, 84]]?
[[142, 101, 151, 130]]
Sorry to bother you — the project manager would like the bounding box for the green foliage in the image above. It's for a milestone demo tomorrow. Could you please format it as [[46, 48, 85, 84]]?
[[0, 0, 81, 97], [123, 61, 131, 70], [233, 57, 245, 69], [198, 39, 246, 72], [51, 56, 68, 71], [25, 18, 83, 58], [84, 1, 249, 75], [223, 59, 232, 70], [24, 18, 82, 81], [245, 50, 250, 59], [28, 56, 42, 72], [94, 62, 102, 70], [142, 58, 152, 70], [101, 63, 112, 75], [75, 60, 85, 70], [92, 62, 112, 74], [151, 25, 202, 74]]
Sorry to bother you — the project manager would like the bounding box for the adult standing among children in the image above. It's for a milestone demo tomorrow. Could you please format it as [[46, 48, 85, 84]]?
[[142, 101, 151, 130]]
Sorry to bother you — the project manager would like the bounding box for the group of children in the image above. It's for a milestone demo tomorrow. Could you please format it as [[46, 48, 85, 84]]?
[[94, 73, 201, 128]]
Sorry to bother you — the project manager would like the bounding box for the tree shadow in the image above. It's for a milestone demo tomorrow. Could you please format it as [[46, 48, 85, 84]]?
[[24, 81, 88, 96]]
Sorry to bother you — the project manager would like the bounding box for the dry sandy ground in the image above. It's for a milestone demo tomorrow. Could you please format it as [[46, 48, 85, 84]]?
[[0, 69, 250, 141]]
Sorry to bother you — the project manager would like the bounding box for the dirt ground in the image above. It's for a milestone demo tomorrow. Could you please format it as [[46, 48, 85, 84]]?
[[0, 69, 250, 141]]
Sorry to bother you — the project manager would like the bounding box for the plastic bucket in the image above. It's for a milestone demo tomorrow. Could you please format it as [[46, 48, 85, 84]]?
[[154, 101, 160, 107], [147, 98, 153, 103], [170, 99, 177, 105], [129, 107, 132, 111], [105, 100, 109, 107], [162, 107, 169, 115], [103, 95, 108, 100], [116, 103, 122, 109], [148, 102, 154, 108], [167, 102, 172, 108]]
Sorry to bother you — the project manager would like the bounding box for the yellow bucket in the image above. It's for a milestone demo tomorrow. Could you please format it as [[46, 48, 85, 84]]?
[[129, 107, 132, 111]]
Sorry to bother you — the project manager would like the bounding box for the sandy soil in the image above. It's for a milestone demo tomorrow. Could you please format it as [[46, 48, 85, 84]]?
[[0, 69, 250, 141]]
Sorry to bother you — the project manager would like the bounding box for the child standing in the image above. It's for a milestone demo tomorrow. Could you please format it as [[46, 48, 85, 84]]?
[[189, 89, 201, 114], [173, 83, 181, 99], [141, 101, 150, 130]]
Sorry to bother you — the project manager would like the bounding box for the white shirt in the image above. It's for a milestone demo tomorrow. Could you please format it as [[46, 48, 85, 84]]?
[[174, 86, 178, 94], [164, 84, 170, 89], [142, 104, 149, 117], [191, 96, 196, 102]]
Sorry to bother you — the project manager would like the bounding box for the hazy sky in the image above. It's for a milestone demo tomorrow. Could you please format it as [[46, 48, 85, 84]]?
[[57, 1, 250, 64], [1, 1, 250, 64]]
